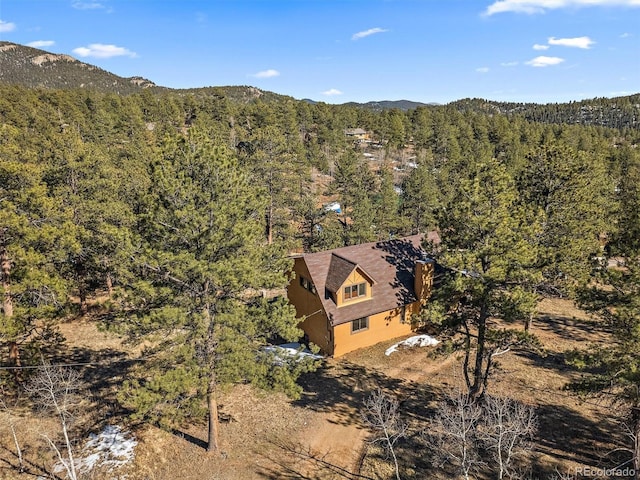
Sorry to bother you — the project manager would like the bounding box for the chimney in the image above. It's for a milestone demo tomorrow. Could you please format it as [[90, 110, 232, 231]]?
[[414, 259, 435, 305]]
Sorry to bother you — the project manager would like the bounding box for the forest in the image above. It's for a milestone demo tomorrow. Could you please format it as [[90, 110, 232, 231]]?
[[1, 83, 640, 479]]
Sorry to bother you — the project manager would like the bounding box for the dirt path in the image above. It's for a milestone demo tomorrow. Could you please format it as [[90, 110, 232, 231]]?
[[298, 412, 369, 479]]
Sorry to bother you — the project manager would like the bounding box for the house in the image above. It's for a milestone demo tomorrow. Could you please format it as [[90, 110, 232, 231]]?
[[344, 128, 370, 142], [286, 234, 438, 357]]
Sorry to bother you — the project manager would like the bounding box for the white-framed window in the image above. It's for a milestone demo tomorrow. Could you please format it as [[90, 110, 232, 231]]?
[[344, 282, 366, 300], [351, 316, 369, 333]]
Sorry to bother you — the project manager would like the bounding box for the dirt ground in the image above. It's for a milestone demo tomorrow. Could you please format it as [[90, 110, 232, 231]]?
[[0, 297, 625, 480]]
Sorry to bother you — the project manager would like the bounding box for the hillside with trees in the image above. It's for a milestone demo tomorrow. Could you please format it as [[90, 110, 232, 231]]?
[[0, 45, 640, 478]]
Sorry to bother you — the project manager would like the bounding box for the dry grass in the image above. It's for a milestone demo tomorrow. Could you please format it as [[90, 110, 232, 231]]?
[[0, 297, 625, 480]]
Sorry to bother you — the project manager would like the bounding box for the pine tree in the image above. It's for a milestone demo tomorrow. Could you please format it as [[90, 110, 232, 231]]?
[[517, 143, 611, 296], [113, 129, 315, 453], [400, 156, 439, 234], [0, 154, 78, 384], [423, 158, 539, 399], [241, 125, 309, 247], [374, 163, 401, 240], [569, 147, 640, 475]]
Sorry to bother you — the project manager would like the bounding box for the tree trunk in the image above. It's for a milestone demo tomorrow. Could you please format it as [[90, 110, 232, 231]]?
[[524, 312, 533, 332], [1, 244, 13, 318], [76, 262, 88, 315], [267, 201, 273, 245], [106, 272, 113, 298], [203, 295, 220, 454], [8, 342, 22, 383], [79, 290, 88, 316], [462, 320, 473, 393], [633, 407, 640, 480], [2, 244, 21, 382], [207, 377, 220, 453], [470, 312, 487, 400]]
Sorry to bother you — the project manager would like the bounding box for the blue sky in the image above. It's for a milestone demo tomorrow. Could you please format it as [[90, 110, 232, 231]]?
[[0, 0, 638, 104]]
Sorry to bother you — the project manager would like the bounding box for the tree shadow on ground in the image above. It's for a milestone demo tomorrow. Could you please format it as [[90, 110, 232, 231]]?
[[48, 345, 136, 424], [169, 428, 208, 450], [0, 445, 65, 480], [256, 438, 376, 480], [532, 402, 629, 476], [513, 349, 583, 378], [294, 359, 439, 429], [533, 314, 610, 344], [281, 358, 441, 479]]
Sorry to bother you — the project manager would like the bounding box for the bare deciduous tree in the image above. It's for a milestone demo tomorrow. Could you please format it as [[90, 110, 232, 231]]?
[[479, 395, 537, 480], [426, 391, 483, 480], [25, 363, 84, 480], [0, 398, 24, 473], [361, 388, 407, 480]]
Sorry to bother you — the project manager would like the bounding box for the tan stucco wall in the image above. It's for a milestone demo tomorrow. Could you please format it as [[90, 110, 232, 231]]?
[[331, 302, 419, 357], [287, 258, 333, 354]]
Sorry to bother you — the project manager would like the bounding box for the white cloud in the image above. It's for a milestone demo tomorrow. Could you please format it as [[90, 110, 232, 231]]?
[[525, 55, 565, 67], [352, 27, 388, 40], [0, 20, 16, 33], [476, 67, 490, 73], [548, 36, 595, 48], [72, 43, 136, 58], [484, 0, 640, 16], [27, 40, 55, 48], [322, 88, 343, 96], [620, 32, 632, 37], [251, 69, 280, 79], [533, 43, 549, 50], [501, 61, 519, 66], [72, 2, 106, 9]]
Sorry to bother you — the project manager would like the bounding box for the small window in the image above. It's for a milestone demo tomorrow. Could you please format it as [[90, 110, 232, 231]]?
[[299, 275, 316, 295], [351, 316, 369, 333], [344, 282, 366, 301]]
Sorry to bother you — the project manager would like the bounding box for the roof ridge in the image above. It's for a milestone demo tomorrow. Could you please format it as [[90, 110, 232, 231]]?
[[330, 251, 357, 265]]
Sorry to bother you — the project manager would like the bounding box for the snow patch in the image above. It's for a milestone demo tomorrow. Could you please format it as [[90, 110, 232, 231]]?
[[385, 335, 439, 356], [68, 425, 137, 475], [262, 343, 324, 364]]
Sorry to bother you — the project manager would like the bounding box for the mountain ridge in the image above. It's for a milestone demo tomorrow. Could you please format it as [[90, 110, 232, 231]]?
[[1, 41, 639, 124]]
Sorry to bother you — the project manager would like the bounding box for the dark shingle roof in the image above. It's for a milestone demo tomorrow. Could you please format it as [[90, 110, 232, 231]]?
[[302, 234, 431, 326], [325, 254, 357, 293], [325, 253, 376, 293]]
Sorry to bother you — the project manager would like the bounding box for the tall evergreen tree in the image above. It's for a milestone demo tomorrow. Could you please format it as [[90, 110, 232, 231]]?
[[241, 125, 309, 247], [0, 155, 77, 383], [374, 163, 401, 240], [113, 129, 315, 452], [400, 156, 439, 234], [423, 158, 539, 399], [569, 147, 640, 476], [517, 144, 611, 296]]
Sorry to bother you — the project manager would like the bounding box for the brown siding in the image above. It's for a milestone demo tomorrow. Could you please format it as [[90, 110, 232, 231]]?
[[332, 303, 419, 357]]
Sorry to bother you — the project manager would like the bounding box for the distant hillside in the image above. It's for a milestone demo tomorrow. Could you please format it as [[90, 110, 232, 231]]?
[[178, 85, 296, 104], [341, 99, 435, 111], [0, 42, 299, 103], [1, 41, 638, 129], [0, 41, 157, 94], [449, 96, 640, 130]]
